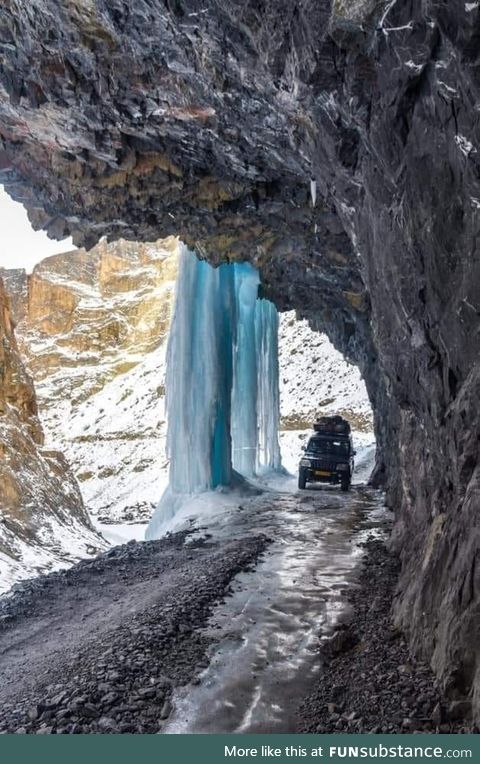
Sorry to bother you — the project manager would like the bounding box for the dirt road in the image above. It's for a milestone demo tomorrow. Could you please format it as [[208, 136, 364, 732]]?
[[0, 480, 385, 734]]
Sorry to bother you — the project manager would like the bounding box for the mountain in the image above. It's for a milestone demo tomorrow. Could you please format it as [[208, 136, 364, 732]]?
[[1, 238, 178, 534], [0, 278, 104, 594]]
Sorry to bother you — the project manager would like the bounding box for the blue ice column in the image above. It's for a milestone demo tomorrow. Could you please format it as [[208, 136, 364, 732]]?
[[255, 298, 282, 473], [161, 245, 235, 495], [230, 264, 282, 477], [231, 263, 260, 477]]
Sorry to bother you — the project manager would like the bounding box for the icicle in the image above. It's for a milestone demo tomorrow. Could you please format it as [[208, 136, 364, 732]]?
[[231, 263, 260, 478], [310, 178, 317, 208], [255, 298, 282, 473]]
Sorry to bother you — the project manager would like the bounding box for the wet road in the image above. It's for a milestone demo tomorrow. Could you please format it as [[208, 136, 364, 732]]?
[[164, 477, 388, 733]]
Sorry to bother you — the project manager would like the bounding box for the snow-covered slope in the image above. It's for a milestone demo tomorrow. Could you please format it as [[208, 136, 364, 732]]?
[[2, 238, 177, 533], [278, 312, 372, 431], [41, 341, 169, 524], [0, 279, 105, 594], [278, 312, 374, 478]]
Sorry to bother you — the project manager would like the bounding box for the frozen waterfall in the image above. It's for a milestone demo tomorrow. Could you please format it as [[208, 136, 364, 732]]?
[[146, 247, 282, 537], [163, 249, 235, 495]]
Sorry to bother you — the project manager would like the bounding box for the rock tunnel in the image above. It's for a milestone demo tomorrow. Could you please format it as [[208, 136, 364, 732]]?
[[1, 0, 479, 715]]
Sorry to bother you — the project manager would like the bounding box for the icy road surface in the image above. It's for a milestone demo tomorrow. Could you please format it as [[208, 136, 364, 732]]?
[[163, 473, 389, 733], [0, 448, 387, 733]]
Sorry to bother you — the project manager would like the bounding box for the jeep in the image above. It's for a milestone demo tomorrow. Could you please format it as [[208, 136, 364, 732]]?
[[298, 417, 355, 492]]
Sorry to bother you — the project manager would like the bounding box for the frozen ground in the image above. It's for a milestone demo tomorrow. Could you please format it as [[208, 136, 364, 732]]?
[[141, 440, 382, 733]]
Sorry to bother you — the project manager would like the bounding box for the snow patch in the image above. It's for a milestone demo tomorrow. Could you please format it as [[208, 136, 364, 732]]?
[[405, 60, 423, 73], [455, 134, 476, 157]]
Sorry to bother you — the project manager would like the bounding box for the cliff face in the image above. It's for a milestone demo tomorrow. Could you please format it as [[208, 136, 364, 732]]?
[[0, 279, 104, 593], [0, 278, 42, 443], [1, 238, 178, 524], [3, 237, 178, 395], [0, 0, 479, 714]]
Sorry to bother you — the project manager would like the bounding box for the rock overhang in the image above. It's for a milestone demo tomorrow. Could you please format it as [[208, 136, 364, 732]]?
[[0, 0, 426, 492], [0, 0, 367, 333]]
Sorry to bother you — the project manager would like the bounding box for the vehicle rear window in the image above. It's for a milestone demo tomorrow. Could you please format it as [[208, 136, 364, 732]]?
[[307, 438, 350, 456]]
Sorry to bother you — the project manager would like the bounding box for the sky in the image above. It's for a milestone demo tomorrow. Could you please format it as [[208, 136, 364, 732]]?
[[0, 186, 74, 272]]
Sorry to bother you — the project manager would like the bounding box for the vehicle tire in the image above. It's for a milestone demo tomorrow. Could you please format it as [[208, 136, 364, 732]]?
[[341, 477, 351, 492], [298, 470, 307, 490]]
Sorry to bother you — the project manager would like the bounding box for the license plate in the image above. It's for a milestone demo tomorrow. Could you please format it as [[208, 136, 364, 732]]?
[[315, 470, 331, 477]]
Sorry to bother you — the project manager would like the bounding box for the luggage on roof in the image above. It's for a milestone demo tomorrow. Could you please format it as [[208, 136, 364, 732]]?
[[313, 415, 351, 435]]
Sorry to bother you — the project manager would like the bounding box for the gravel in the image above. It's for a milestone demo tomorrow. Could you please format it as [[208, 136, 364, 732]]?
[[298, 538, 476, 734], [0, 531, 268, 734]]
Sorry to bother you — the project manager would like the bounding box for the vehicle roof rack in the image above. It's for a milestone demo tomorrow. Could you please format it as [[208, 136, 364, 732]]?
[[313, 415, 351, 435]]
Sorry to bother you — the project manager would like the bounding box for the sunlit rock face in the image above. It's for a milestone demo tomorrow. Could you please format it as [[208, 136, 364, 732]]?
[[2, 237, 178, 394], [1, 238, 178, 524], [1, 0, 480, 714], [0, 279, 103, 592], [0, 279, 42, 443]]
